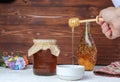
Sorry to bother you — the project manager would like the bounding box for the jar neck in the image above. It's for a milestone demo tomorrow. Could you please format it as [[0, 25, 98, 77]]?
[[84, 22, 90, 35]]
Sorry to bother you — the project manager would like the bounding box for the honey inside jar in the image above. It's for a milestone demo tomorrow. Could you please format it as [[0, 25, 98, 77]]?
[[33, 49, 57, 75], [77, 22, 97, 71], [28, 39, 60, 75]]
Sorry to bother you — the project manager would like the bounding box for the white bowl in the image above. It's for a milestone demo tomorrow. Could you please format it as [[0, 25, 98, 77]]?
[[56, 65, 85, 81]]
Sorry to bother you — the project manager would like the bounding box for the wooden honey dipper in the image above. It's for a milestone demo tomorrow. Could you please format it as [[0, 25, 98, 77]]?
[[68, 16, 103, 28]]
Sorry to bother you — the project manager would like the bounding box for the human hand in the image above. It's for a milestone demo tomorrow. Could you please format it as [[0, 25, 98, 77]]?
[[97, 7, 120, 39]]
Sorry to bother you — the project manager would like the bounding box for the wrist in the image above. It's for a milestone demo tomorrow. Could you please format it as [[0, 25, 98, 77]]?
[[115, 7, 120, 17]]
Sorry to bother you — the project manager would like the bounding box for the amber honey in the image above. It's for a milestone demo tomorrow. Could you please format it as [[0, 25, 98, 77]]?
[[77, 22, 97, 71], [28, 39, 60, 76], [33, 49, 57, 75]]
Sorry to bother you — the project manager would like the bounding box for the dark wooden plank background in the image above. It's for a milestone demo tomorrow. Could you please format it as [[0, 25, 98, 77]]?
[[0, 0, 120, 65]]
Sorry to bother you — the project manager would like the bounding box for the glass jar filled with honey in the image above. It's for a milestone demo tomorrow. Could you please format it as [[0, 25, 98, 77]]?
[[28, 39, 60, 75], [77, 22, 97, 71]]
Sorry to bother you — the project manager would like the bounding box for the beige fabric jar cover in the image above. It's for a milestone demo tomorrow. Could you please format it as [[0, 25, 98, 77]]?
[[28, 39, 60, 56]]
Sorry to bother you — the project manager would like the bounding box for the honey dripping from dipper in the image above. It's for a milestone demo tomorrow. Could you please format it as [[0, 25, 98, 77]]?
[[68, 17, 100, 70]]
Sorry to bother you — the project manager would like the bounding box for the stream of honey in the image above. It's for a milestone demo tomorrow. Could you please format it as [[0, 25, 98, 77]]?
[[72, 28, 75, 65]]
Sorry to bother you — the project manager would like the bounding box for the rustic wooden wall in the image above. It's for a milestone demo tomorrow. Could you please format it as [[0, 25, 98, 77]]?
[[0, 0, 120, 65]]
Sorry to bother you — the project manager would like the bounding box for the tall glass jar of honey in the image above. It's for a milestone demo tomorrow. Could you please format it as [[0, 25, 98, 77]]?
[[77, 22, 97, 71], [28, 39, 60, 75]]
